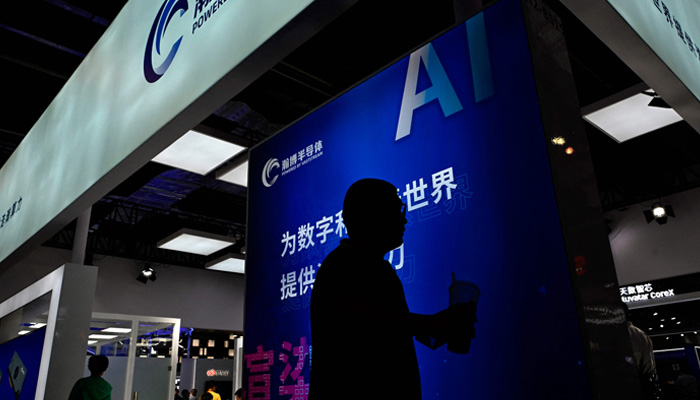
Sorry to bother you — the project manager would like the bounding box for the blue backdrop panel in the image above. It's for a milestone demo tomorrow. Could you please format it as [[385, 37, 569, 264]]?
[[0, 328, 46, 400], [245, 0, 590, 398]]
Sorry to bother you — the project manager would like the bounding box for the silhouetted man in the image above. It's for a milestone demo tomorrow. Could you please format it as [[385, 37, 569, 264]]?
[[309, 179, 474, 400]]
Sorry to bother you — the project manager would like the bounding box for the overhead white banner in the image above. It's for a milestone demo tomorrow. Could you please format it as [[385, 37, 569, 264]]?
[[0, 0, 356, 268], [607, 0, 700, 103]]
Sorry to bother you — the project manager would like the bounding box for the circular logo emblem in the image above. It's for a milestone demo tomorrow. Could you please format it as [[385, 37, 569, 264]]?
[[206, 369, 216, 377], [144, 0, 188, 83], [262, 158, 280, 187]]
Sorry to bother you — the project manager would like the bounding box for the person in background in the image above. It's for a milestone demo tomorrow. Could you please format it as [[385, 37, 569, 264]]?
[[174, 388, 183, 400], [181, 389, 190, 399], [234, 388, 245, 400], [624, 304, 660, 399], [672, 369, 699, 400], [205, 382, 221, 400], [67, 355, 112, 400], [189, 389, 197, 400], [201, 393, 213, 400]]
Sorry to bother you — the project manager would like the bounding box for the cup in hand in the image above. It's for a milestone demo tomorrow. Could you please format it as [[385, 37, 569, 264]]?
[[448, 273, 480, 354]]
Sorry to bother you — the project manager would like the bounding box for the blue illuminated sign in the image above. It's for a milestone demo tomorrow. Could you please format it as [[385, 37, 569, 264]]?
[[244, 0, 590, 398], [0, 328, 46, 400]]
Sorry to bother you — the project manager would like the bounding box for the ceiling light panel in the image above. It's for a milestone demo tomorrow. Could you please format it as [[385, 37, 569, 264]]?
[[583, 92, 683, 143], [152, 130, 245, 175], [217, 161, 248, 187], [102, 327, 132, 333], [157, 229, 235, 256], [88, 334, 118, 340], [205, 255, 246, 274]]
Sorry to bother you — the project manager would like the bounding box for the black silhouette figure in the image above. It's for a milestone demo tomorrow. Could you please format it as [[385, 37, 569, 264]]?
[[309, 178, 475, 400], [67, 355, 112, 400]]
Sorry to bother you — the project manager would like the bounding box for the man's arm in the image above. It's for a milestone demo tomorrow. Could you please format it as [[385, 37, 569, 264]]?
[[336, 296, 476, 338]]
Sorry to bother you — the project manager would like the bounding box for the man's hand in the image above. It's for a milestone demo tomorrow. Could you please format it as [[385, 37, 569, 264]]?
[[433, 302, 477, 338]]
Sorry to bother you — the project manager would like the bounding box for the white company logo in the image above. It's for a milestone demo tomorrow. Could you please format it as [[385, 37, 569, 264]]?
[[262, 158, 280, 187], [261, 140, 324, 188]]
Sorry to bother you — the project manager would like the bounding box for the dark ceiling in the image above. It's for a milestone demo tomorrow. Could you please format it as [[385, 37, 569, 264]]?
[[2, 0, 700, 280]]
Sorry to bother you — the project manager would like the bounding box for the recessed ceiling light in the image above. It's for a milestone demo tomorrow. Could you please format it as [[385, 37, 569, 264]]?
[[152, 130, 246, 175], [217, 160, 248, 187], [29, 323, 46, 329], [18, 330, 30, 335], [205, 254, 245, 274], [89, 334, 118, 340], [582, 86, 683, 143], [102, 327, 132, 333], [88, 340, 98, 345], [157, 229, 235, 256]]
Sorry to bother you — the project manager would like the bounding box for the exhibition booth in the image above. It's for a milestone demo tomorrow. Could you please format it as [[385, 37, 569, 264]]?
[[1, 0, 700, 399]]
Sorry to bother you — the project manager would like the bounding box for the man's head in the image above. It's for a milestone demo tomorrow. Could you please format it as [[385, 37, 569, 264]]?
[[235, 388, 245, 400], [191, 389, 197, 396], [182, 389, 190, 397], [343, 178, 407, 254], [201, 393, 214, 400], [206, 382, 217, 392], [87, 355, 109, 376]]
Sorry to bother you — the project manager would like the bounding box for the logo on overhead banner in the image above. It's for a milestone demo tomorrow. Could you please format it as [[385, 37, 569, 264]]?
[[144, 0, 231, 83], [144, 0, 188, 83]]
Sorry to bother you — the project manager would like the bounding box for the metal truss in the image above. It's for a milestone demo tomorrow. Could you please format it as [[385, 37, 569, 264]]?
[[43, 198, 246, 268]]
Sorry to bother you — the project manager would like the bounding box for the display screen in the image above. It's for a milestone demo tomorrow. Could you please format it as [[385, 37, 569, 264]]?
[[244, 0, 590, 398], [0, 328, 46, 400]]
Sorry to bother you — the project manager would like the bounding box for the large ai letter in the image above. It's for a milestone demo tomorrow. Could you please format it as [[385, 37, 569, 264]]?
[[395, 43, 463, 141]]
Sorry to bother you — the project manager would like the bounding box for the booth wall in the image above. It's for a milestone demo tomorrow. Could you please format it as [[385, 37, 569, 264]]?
[[133, 358, 173, 400], [607, 186, 700, 285], [0, 247, 244, 330]]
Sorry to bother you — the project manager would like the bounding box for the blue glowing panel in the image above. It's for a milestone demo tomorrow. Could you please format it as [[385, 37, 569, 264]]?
[[0, 328, 46, 400], [244, 0, 590, 398]]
